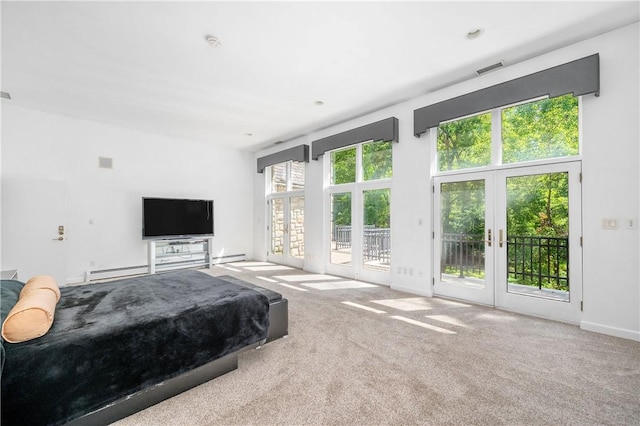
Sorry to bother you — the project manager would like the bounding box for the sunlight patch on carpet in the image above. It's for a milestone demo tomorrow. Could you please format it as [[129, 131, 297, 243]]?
[[256, 276, 278, 283], [230, 261, 275, 267], [274, 274, 341, 282], [276, 283, 309, 292], [302, 280, 378, 290], [218, 265, 241, 272], [425, 315, 470, 328], [244, 266, 294, 271], [434, 299, 472, 308], [391, 316, 456, 334], [372, 297, 433, 311], [341, 301, 386, 314], [476, 313, 517, 322]]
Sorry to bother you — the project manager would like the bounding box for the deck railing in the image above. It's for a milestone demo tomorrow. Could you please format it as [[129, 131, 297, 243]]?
[[332, 225, 390, 264], [507, 235, 569, 291], [441, 233, 569, 291]]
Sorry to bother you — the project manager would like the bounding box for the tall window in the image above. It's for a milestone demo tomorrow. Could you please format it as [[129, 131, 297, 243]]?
[[329, 140, 392, 273], [436, 94, 579, 171]]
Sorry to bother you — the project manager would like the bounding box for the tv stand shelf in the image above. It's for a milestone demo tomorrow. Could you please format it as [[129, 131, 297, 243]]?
[[148, 238, 213, 274]]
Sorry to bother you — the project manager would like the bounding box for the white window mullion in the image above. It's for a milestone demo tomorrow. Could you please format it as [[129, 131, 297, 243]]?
[[356, 143, 363, 183], [492, 109, 502, 166]]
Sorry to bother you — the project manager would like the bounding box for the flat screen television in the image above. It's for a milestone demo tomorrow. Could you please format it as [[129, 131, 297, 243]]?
[[142, 197, 214, 240]]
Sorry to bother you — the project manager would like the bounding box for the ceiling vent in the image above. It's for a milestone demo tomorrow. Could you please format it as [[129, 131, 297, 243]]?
[[476, 61, 504, 75], [98, 157, 113, 169]]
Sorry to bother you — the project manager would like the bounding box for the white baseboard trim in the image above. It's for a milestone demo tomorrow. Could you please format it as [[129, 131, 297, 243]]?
[[212, 253, 246, 264], [83, 254, 247, 283], [580, 321, 640, 341], [86, 265, 150, 282]]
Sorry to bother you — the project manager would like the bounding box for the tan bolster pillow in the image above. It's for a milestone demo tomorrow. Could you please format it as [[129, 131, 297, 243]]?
[[2, 287, 59, 343], [20, 275, 60, 302]]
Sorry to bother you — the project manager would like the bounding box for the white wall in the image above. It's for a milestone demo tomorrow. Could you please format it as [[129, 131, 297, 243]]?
[[254, 23, 639, 340], [2, 105, 255, 283]]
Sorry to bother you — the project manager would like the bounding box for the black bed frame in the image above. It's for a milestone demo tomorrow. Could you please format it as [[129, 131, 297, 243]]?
[[66, 298, 288, 425]]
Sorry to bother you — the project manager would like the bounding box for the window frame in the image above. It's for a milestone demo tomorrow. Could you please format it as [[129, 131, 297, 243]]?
[[328, 139, 393, 189], [266, 160, 306, 194], [432, 95, 582, 177]]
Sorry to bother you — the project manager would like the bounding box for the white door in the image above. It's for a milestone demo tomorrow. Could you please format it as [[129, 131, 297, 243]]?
[[434, 171, 495, 305], [1, 178, 67, 284], [494, 162, 582, 323], [267, 194, 304, 268], [327, 185, 392, 285], [434, 162, 582, 323]]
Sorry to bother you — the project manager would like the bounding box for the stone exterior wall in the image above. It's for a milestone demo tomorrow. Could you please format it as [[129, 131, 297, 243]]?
[[271, 197, 304, 258]]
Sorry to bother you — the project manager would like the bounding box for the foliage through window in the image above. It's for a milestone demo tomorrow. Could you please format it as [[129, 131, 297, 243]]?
[[363, 140, 392, 181], [437, 113, 491, 171], [502, 95, 579, 163], [330, 140, 392, 184], [436, 94, 579, 171], [331, 148, 356, 185]]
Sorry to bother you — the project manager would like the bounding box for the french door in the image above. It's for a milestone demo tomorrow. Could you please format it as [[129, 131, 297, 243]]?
[[434, 162, 582, 323], [267, 194, 304, 268], [327, 185, 391, 284]]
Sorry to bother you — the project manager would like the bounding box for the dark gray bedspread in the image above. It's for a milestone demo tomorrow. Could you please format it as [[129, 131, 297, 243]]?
[[1, 270, 270, 425]]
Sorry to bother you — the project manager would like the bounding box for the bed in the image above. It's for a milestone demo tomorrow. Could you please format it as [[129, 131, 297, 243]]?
[[0, 270, 288, 425]]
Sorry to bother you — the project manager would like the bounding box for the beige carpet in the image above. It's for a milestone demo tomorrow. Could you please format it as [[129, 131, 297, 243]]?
[[114, 262, 640, 425]]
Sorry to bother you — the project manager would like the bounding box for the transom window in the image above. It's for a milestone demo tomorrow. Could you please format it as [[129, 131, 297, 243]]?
[[267, 160, 305, 193], [437, 94, 579, 172], [330, 140, 392, 185]]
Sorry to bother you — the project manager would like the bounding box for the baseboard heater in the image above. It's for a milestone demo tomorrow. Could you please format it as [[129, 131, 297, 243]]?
[[86, 253, 246, 282]]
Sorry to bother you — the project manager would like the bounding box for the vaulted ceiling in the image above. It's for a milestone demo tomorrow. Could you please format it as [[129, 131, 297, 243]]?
[[2, 1, 638, 151]]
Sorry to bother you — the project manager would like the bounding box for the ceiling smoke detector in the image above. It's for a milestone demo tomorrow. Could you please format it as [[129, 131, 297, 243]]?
[[206, 35, 222, 48], [466, 28, 484, 40]]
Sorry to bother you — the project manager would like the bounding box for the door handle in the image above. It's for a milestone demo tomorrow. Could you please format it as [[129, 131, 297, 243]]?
[[499, 229, 504, 248], [487, 229, 492, 247], [52, 237, 64, 241]]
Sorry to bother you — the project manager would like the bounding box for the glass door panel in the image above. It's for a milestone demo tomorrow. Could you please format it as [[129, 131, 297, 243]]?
[[495, 162, 582, 323], [434, 173, 494, 306], [268, 195, 304, 268], [506, 172, 570, 302], [362, 188, 391, 272], [289, 196, 305, 260], [440, 180, 486, 287], [270, 198, 284, 256], [330, 192, 352, 266]]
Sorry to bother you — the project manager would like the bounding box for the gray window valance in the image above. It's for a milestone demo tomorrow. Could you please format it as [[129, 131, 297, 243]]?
[[312, 117, 399, 160], [257, 144, 309, 173], [414, 54, 600, 137]]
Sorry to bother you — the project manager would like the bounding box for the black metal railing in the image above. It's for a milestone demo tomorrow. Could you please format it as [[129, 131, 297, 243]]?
[[332, 225, 390, 264], [507, 235, 569, 291], [440, 232, 569, 291], [333, 225, 352, 250], [441, 233, 486, 278]]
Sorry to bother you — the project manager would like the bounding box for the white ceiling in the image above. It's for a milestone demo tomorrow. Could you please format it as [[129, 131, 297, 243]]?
[[2, 1, 638, 151]]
